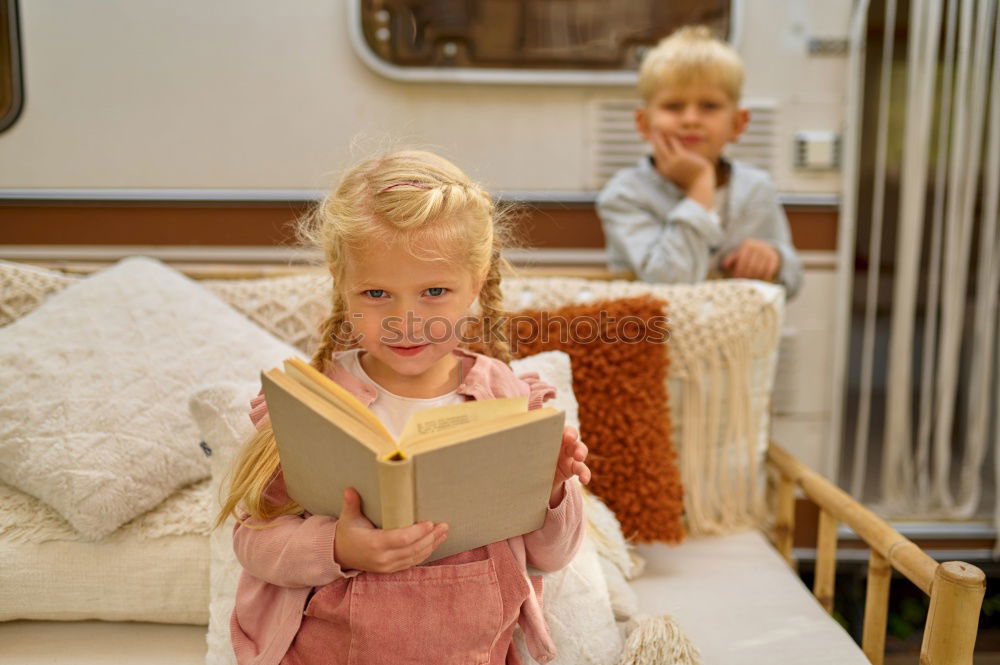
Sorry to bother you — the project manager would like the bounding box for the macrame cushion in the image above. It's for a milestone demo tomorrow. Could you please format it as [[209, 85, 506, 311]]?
[[501, 277, 783, 536], [201, 273, 332, 355], [0, 260, 79, 327], [0, 261, 782, 536], [471, 296, 683, 543], [0, 257, 302, 539]]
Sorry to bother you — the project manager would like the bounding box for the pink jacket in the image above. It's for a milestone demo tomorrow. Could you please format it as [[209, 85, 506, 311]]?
[[231, 348, 585, 665]]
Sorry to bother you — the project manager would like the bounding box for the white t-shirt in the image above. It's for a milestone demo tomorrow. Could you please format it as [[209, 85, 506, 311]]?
[[713, 184, 730, 229], [338, 349, 466, 439]]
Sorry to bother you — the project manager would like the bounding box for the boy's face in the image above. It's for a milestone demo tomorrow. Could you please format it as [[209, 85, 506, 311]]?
[[636, 82, 749, 165]]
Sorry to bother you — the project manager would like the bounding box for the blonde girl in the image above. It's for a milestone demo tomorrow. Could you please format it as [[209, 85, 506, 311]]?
[[218, 150, 590, 665]]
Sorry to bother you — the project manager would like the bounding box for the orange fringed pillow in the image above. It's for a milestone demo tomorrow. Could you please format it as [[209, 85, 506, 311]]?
[[471, 295, 683, 543]]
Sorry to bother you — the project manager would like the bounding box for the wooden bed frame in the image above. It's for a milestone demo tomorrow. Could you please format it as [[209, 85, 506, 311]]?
[[769, 443, 985, 665], [25, 258, 987, 664]]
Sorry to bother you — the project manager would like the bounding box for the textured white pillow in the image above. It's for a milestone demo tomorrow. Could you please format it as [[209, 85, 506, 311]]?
[[510, 350, 579, 431], [581, 490, 642, 622], [515, 532, 623, 665], [0, 257, 302, 540], [510, 352, 629, 663], [190, 381, 259, 665], [512, 352, 624, 662]]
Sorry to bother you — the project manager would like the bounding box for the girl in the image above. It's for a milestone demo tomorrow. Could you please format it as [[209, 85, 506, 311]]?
[[218, 150, 591, 665]]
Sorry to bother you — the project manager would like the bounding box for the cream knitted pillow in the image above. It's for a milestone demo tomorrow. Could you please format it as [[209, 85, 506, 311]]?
[[0, 257, 303, 539]]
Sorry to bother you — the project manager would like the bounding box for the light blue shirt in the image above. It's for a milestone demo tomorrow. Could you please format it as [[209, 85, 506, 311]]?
[[596, 157, 803, 298]]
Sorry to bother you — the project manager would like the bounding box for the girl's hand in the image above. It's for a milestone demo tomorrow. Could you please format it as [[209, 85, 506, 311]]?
[[334, 488, 448, 573], [651, 133, 716, 209], [722, 238, 781, 281], [550, 426, 591, 507]]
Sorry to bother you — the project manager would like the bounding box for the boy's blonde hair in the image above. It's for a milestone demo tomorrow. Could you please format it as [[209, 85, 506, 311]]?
[[638, 26, 744, 103], [217, 149, 518, 527]]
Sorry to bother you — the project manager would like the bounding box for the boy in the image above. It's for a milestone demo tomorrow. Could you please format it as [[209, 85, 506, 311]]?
[[596, 26, 802, 298]]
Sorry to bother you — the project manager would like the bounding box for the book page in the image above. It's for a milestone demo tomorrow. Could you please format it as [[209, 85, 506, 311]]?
[[261, 369, 388, 519], [283, 357, 396, 445], [397, 396, 528, 451]]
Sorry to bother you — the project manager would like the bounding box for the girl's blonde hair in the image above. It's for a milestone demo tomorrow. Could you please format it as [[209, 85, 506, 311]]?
[[216, 149, 518, 527], [638, 25, 744, 103]]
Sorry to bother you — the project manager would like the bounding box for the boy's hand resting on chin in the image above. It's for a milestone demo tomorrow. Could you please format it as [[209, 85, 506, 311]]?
[[333, 487, 449, 573], [651, 132, 717, 210], [550, 426, 591, 507]]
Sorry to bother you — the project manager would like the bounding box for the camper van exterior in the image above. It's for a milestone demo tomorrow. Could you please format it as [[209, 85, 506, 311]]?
[[2, 2, 997, 662], [0, 0, 847, 477]]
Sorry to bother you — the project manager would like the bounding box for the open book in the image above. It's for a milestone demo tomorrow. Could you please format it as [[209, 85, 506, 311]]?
[[260, 357, 566, 562]]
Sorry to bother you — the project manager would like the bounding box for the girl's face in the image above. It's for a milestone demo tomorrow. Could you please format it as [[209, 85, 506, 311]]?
[[341, 237, 482, 395]]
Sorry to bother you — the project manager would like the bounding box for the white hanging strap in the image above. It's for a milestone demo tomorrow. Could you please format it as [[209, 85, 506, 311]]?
[[932, 0, 982, 511], [995, 303, 1000, 556], [958, 0, 1000, 517], [851, 0, 899, 500], [914, 0, 955, 509], [828, 0, 872, 486], [882, 0, 935, 507]]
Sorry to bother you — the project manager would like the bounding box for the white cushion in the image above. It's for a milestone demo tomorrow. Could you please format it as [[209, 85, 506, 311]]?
[[189, 381, 260, 665], [201, 273, 332, 355], [0, 257, 302, 539], [0, 620, 207, 665], [512, 352, 625, 664], [632, 530, 870, 664], [510, 350, 579, 431], [579, 489, 641, 620], [514, 535, 622, 665], [0, 480, 210, 624]]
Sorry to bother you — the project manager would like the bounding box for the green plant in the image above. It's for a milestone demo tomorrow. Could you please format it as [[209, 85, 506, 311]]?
[[981, 593, 1000, 618], [887, 596, 928, 640]]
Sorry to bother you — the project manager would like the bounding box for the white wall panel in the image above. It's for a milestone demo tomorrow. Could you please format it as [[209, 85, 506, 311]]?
[[0, 0, 849, 194]]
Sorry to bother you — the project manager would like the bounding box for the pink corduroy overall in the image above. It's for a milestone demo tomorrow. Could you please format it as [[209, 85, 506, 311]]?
[[280, 540, 533, 665]]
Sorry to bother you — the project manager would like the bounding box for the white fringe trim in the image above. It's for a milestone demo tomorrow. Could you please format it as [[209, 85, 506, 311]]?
[[617, 614, 702, 665]]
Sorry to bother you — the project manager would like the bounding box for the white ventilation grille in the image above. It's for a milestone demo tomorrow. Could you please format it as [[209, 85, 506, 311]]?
[[588, 97, 778, 190], [728, 101, 777, 173]]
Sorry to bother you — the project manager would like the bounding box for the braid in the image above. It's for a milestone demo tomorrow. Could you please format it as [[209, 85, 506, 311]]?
[[217, 286, 352, 529], [310, 288, 355, 373], [476, 248, 513, 365]]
